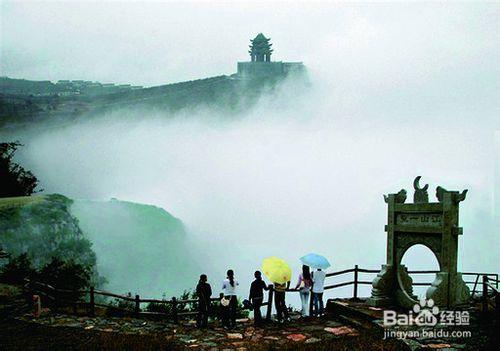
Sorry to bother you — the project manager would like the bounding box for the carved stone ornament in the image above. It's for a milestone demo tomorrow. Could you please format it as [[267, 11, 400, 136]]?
[[436, 186, 468, 203], [413, 176, 429, 203], [384, 189, 407, 204]]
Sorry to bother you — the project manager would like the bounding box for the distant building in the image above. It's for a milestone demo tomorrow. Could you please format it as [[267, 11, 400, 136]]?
[[249, 33, 273, 62], [0, 77, 141, 97], [237, 33, 304, 79]]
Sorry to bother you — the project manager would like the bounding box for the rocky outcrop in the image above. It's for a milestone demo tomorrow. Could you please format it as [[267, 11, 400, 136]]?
[[0, 194, 201, 297], [0, 194, 99, 282]]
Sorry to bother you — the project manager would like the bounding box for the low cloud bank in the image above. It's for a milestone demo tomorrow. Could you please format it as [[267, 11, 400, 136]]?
[[4, 76, 497, 300]]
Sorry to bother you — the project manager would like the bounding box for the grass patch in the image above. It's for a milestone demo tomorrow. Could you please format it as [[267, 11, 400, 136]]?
[[0, 195, 45, 210]]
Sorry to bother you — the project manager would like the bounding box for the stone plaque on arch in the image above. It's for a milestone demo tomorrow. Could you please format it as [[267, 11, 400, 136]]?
[[367, 177, 470, 309]]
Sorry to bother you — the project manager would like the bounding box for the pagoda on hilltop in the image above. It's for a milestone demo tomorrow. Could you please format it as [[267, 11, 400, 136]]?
[[237, 33, 304, 79], [249, 33, 273, 62]]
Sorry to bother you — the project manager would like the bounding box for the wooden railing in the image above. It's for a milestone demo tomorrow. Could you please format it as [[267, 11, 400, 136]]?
[[482, 275, 500, 314], [281, 266, 499, 305], [324, 266, 498, 299], [23, 266, 499, 322], [324, 265, 379, 299], [24, 278, 275, 323]]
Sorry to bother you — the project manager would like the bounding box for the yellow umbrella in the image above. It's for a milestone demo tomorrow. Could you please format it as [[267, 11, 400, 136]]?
[[262, 256, 292, 284]]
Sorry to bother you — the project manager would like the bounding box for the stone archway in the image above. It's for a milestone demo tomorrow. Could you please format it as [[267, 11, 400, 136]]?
[[396, 243, 441, 308], [367, 177, 470, 309]]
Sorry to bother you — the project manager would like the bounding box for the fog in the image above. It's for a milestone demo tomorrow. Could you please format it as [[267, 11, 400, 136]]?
[[7, 87, 499, 301], [1, 1, 499, 303]]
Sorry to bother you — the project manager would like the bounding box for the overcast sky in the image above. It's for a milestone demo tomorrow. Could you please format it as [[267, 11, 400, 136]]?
[[1, 1, 499, 296], [1, 1, 499, 88]]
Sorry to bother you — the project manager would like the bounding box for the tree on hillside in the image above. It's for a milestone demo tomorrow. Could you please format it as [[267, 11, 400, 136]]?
[[0, 253, 37, 285], [1, 254, 92, 296], [0, 141, 41, 197], [39, 257, 91, 291]]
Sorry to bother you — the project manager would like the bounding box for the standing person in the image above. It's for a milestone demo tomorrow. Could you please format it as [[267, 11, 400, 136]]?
[[249, 270, 268, 327], [295, 265, 312, 317], [196, 274, 212, 328], [274, 280, 290, 323], [222, 269, 239, 329], [311, 268, 326, 316]]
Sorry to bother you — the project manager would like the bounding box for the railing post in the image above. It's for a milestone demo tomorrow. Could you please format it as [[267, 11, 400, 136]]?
[[134, 294, 140, 316], [217, 293, 223, 321], [53, 288, 59, 313], [172, 297, 178, 324], [25, 279, 32, 304], [266, 284, 274, 321], [353, 265, 359, 300], [72, 289, 78, 314], [482, 275, 488, 313], [495, 292, 500, 316], [89, 286, 95, 317], [471, 274, 480, 299], [164, 300, 169, 319], [22, 278, 27, 302]]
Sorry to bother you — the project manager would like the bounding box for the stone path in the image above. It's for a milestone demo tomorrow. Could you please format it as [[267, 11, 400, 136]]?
[[14, 312, 398, 350], [330, 299, 494, 351]]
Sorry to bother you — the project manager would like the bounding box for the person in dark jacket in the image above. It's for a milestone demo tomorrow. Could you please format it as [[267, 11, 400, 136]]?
[[249, 270, 269, 326], [196, 274, 212, 328]]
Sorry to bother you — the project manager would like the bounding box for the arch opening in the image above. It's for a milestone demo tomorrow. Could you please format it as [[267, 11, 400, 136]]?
[[400, 244, 441, 299]]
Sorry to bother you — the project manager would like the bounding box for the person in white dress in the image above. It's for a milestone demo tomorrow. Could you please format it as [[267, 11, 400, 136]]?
[[222, 269, 239, 328]]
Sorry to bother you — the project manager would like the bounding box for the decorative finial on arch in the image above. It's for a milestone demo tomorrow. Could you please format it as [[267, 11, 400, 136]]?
[[436, 186, 468, 203], [413, 176, 429, 203], [384, 189, 407, 204]]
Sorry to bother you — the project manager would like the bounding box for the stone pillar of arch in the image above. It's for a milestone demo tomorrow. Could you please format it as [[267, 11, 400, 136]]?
[[367, 177, 470, 309]]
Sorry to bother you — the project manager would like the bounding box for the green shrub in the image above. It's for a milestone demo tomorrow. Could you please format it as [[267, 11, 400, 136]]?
[[145, 293, 172, 314], [38, 257, 91, 292], [1, 254, 92, 304], [109, 292, 135, 312], [0, 252, 37, 284]]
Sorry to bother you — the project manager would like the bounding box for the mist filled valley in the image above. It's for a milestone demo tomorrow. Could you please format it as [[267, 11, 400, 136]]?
[[1, 2, 499, 309], [1, 73, 497, 304]]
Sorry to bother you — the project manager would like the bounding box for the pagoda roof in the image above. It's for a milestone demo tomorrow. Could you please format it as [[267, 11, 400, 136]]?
[[249, 33, 273, 55], [252, 33, 271, 42]]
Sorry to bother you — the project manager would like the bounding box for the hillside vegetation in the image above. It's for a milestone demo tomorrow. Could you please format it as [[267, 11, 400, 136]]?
[[0, 194, 101, 285]]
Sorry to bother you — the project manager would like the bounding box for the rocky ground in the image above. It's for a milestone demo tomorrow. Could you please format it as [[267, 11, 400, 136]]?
[[330, 300, 498, 351], [1, 284, 496, 350], [0, 281, 404, 351], [1, 312, 406, 351]]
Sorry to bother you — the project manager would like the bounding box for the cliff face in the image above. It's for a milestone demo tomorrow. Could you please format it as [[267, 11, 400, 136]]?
[[0, 195, 197, 298], [0, 194, 98, 279], [70, 199, 200, 298]]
